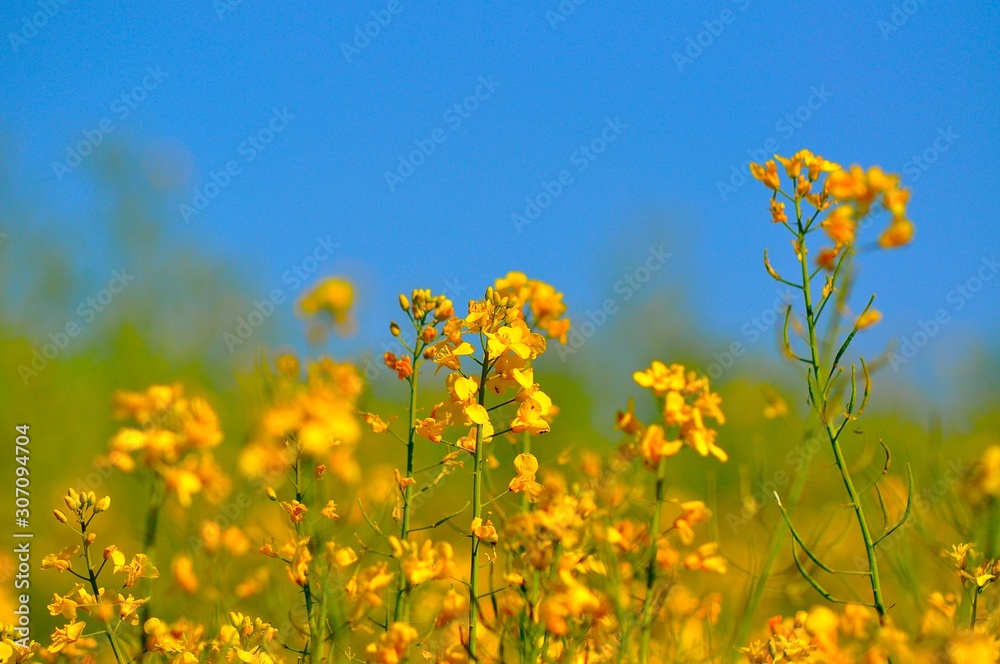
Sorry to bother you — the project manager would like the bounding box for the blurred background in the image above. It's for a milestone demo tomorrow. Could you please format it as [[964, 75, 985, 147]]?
[[1, 0, 999, 650]]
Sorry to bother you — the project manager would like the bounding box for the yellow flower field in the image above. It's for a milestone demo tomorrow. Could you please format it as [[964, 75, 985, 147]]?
[[3, 152, 999, 663]]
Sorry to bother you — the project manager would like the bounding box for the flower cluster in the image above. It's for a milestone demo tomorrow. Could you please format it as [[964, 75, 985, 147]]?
[[108, 384, 228, 507], [751, 149, 914, 270], [619, 361, 727, 465], [41, 489, 158, 663], [239, 356, 363, 482]]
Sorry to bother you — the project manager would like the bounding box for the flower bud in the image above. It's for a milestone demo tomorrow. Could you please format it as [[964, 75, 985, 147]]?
[[266, 487, 278, 501], [435, 300, 453, 321], [95, 496, 111, 513], [398, 294, 410, 312], [85, 532, 96, 545], [53, 509, 68, 524], [389, 321, 401, 337]]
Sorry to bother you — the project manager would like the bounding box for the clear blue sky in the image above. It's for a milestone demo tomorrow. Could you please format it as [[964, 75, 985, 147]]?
[[3, 1, 999, 386]]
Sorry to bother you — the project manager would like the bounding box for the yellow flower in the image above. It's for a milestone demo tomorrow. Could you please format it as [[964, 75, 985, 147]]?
[[822, 206, 856, 246], [464, 403, 490, 426], [287, 537, 312, 586], [508, 453, 544, 502], [435, 588, 469, 629], [47, 621, 86, 653], [639, 425, 683, 468], [298, 277, 354, 324], [684, 542, 727, 574], [471, 517, 499, 544], [856, 309, 883, 330], [672, 501, 712, 545], [47, 592, 79, 620], [510, 397, 550, 436], [416, 416, 446, 443], [749, 160, 780, 190], [362, 412, 392, 433], [164, 466, 203, 508], [365, 622, 418, 664], [615, 397, 644, 435], [775, 153, 804, 179], [280, 499, 309, 524], [879, 218, 914, 248], [486, 322, 533, 360], [389, 538, 457, 586], [172, 555, 198, 594], [633, 361, 685, 395], [117, 594, 148, 625], [41, 546, 79, 572], [123, 554, 160, 587], [769, 199, 787, 224], [321, 500, 339, 520]]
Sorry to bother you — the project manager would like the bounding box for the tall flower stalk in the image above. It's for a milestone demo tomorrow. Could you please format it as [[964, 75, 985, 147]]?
[[751, 150, 916, 625], [616, 361, 727, 663], [386, 289, 454, 624]]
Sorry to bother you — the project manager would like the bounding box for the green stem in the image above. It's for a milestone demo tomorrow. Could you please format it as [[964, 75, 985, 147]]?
[[520, 431, 532, 513], [292, 449, 320, 662], [970, 588, 980, 631], [468, 355, 492, 660], [395, 347, 420, 624], [639, 456, 667, 664], [795, 204, 887, 625], [82, 529, 127, 664], [138, 475, 164, 643]]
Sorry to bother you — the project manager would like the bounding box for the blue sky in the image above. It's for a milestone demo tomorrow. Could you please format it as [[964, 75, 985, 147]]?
[[3, 1, 999, 388]]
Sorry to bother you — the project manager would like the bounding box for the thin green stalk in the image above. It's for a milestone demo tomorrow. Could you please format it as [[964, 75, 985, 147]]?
[[138, 475, 164, 642], [291, 447, 321, 662], [468, 355, 492, 660], [970, 588, 980, 630], [394, 344, 420, 624], [639, 455, 668, 664], [520, 431, 532, 513], [82, 531, 127, 664]]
